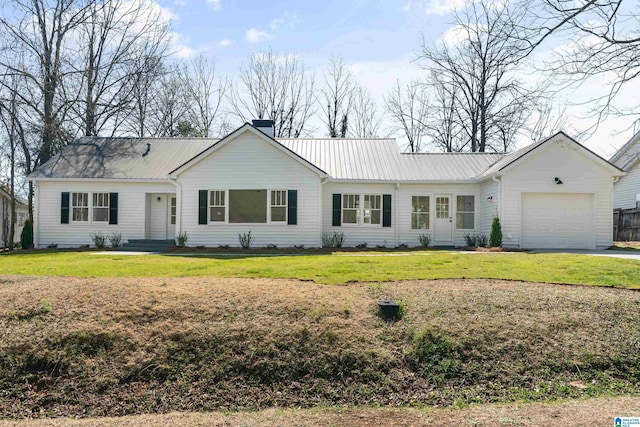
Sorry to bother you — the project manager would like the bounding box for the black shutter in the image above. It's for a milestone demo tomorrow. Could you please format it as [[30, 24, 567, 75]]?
[[382, 194, 392, 227], [287, 190, 297, 225], [61, 192, 70, 224], [109, 193, 118, 225], [332, 193, 341, 226], [198, 190, 208, 224]]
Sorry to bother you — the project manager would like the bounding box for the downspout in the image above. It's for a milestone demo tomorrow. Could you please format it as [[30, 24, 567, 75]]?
[[492, 175, 502, 221], [33, 181, 39, 249], [169, 176, 181, 241], [395, 182, 400, 247], [319, 177, 328, 247]]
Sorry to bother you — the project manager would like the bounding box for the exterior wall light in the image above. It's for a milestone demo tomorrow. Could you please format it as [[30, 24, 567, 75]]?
[[554, 177, 563, 184]]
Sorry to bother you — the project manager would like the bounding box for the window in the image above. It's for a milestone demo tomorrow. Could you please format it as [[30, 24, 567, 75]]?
[[363, 194, 381, 225], [229, 190, 267, 223], [436, 196, 449, 219], [271, 190, 287, 222], [17, 212, 26, 227], [456, 195, 475, 229], [72, 192, 89, 222], [411, 196, 430, 229], [209, 190, 225, 222], [342, 194, 360, 224], [92, 192, 109, 222], [170, 197, 176, 225], [636, 193, 640, 209]]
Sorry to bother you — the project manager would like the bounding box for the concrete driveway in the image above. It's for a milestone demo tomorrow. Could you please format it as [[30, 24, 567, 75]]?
[[530, 249, 640, 260]]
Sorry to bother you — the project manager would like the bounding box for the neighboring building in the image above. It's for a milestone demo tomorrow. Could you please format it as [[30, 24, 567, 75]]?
[[0, 185, 28, 248], [611, 130, 640, 210], [28, 121, 624, 250]]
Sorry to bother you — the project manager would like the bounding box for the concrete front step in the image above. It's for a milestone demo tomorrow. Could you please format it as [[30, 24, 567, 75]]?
[[120, 239, 175, 252]]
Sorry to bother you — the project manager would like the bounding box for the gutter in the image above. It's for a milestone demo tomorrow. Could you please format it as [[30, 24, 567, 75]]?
[[395, 183, 400, 247], [319, 178, 328, 247]]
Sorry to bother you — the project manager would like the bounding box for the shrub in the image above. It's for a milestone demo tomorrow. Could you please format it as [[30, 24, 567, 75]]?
[[476, 233, 488, 247], [417, 233, 431, 247], [90, 232, 106, 249], [489, 217, 503, 248], [266, 243, 277, 249], [355, 242, 368, 249], [463, 232, 476, 247], [20, 219, 33, 249], [322, 232, 345, 248], [176, 231, 188, 248], [463, 233, 488, 247], [108, 232, 122, 249], [238, 230, 254, 249]]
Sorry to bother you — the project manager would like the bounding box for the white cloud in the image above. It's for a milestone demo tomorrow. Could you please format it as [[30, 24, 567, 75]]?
[[425, 0, 468, 15], [206, 0, 221, 10], [245, 28, 274, 44], [217, 38, 235, 48], [270, 12, 301, 30]]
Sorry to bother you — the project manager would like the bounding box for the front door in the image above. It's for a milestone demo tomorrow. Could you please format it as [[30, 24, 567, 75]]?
[[149, 193, 169, 240], [434, 194, 453, 243]]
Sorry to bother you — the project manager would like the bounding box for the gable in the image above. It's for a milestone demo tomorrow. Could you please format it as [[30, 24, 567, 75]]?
[[486, 132, 624, 178], [169, 124, 327, 178], [611, 130, 640, 170]]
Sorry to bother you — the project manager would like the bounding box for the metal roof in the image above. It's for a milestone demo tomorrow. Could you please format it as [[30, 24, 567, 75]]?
[[29, 137, 215, 180], [30, 131, 509, 182]]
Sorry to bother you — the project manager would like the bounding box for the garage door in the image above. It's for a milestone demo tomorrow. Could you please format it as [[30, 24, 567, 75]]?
[[521, 193, 595, 249]]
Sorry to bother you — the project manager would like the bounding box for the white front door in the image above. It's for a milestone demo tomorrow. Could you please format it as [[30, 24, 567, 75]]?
[[434, 194, 453, 243], [149, 193, 169, 239]]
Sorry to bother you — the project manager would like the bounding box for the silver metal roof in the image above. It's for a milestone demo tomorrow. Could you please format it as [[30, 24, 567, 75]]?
[[29, 137, 215, 180], [30, 131, 508, 182]]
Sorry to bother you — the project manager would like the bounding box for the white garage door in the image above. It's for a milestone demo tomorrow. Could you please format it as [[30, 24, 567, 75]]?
[[521, 193, 595, 249]]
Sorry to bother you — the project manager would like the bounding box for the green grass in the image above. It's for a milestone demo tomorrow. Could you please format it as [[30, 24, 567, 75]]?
[[1, 250, 639, 288]]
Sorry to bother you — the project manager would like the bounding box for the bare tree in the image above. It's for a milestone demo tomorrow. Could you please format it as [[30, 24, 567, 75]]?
[[425, 72, 465, 152], [0, 0, 93, 165], [385, 79, 429, 152], [229, 50, 315, 138], [418, 0, 539, 152], [70, 0, 171, 137], [181, 55, 227, 137], [319, 57, 355, 138], [123, 55, 165, 137], [348, 86, 383, 138]]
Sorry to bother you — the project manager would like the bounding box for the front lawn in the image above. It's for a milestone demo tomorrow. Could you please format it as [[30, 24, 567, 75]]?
[[1, 250, 639, 288]]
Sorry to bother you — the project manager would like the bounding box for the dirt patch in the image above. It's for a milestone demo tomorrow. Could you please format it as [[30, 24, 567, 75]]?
[[1, 397, 639, 426], [0, 275, 639, 419]]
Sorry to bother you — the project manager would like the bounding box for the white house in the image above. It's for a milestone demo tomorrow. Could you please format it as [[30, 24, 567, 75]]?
[[28, 121, 624, 250], [0, 185, 28, 248], [611, 130, 640, 210]]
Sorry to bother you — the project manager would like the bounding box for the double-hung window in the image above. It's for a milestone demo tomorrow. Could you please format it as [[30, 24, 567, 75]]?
[[363, 194, 381, 225], [209, 190, 225, 222], [342, 194, 360, 224], [72, 192, 89, 222], [411, 196, 430, 229], [270, 190, 287, 222], [92, 193, 109, 222], [170, 197, 177, 225], [456, 195, 475, 229]]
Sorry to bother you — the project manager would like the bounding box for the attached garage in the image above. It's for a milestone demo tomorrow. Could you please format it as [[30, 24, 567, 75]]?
[[521, 192, 596, 249]]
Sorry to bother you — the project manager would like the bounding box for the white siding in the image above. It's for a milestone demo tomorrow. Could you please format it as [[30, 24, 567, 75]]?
[[614, 160, 640, 209], [177, 132, 322, 248], [500, 139, 614, 249], [479, 180, 499, 235], [323, 182, 482, 247], [34, 180, 175, 248]]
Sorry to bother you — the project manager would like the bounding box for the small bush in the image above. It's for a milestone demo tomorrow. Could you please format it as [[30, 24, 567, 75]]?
[[176, 231, 188, 247], [108, 232, 122, 249], [463, 233, 476, 247], [489, 216, 503, 248], [463, 233, 488, 247], [238, 230, 254, 249], [476, 233, 488, 247], [355, 242, 368, 249], [266, 243, 277, 249], [47, 243, 58, 249], [20, 219, 33, 249], [322, 232, 345, 248], [417, 233, 431, 247], [90, 232, 106, 249]]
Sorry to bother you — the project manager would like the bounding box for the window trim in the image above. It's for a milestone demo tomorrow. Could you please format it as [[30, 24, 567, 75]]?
[[170, 196, 177, 225], [339, 193, 386, 227], [92, 192, 110, 223], [362, 194, 382, 226], [411, 195, 430, 230], [455, 194, 476, 230], [208, 190, 226, 223], [341, 193, 361, 225], [70, 192, 90, 223], [207, 189, 291, 225]]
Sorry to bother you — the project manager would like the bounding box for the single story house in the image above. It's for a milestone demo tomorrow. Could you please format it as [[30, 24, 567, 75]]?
[[28, 121, 625, 250], [611, 130, 640, 210], [0, 185, 28, 248]]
